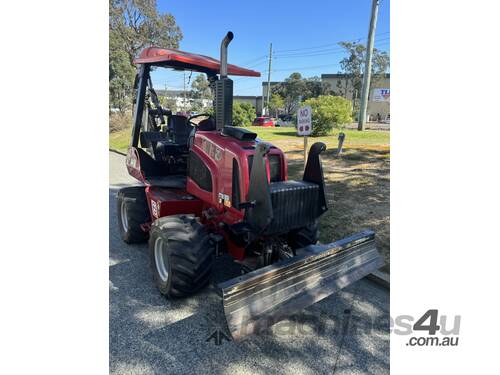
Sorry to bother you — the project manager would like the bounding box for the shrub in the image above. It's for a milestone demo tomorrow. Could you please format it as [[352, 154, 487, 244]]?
[[109, 111, 132, 133], [232, 102, 255, 127], [303, 95, 352, 136], [206, 106, 215, 116]]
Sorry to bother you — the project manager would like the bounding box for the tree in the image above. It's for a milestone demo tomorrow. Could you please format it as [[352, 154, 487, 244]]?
[[304, 76, 333, 100], [109, 0, 182, 112], [158, 96, 178, 113], [337, 41, 390, 103], [271, 73, 305, 115], [303, 95, 353, 136], [110, 0, 182, 65], [188, 100, 204, 113], [271, 73, 333, 115], [190, 74, 212, 100], [109, 32, 136, 112], [232, 102, 255, 127], [268, 93, 284, 117]]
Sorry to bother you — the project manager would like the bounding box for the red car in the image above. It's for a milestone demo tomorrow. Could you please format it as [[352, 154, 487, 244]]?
[[252, 116, 274, 127]]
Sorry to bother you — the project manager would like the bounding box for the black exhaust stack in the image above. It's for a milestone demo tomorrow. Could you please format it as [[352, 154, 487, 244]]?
[[215, 32, 234, 130]]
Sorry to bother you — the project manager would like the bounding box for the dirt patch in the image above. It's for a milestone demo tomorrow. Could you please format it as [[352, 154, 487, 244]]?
[[109, 112, 132, 133], [283, 146, 390, 274]]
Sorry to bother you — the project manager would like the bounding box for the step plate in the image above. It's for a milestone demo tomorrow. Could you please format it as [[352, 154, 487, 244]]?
[[218, 230, 384, 339]]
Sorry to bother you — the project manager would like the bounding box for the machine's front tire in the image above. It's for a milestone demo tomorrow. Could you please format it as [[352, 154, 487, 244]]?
[[117, 187, 150, 244], [149, 215, 213, 298], [288, 221, 319, 249]]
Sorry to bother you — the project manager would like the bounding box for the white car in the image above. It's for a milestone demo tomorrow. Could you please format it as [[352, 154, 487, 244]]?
[[276, 114, 295, 127]]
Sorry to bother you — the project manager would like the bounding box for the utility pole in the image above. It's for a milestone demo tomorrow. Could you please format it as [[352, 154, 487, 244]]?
[[358, 0, 379, 131], [265, 43, 272, 116]]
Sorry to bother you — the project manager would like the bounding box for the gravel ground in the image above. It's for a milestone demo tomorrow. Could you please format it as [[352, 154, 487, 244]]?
[[109, 151, 389, 375]]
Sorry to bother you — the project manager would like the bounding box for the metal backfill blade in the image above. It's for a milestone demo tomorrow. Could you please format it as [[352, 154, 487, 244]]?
[[218, 230, 384, 339]]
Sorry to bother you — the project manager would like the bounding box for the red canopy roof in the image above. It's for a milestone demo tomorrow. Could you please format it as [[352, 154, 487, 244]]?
[[133, 47, 261, 77]]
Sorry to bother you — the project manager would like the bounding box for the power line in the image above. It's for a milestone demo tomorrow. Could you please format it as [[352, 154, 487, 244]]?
[[245, 60, 267, 68], [232, 62, 267, 81], [234, 55, 268, 66], [274, 37, 390, 58], [273, 31, 390, 54], [275, 50, 345, 59], [271, 63, 341, 72]]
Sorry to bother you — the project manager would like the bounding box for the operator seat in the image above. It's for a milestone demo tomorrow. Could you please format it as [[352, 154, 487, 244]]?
[[153, 115, 193, 159], [188, 117, 215, 147], [168, 115, 193, 147], [197, 117, 216, 131]]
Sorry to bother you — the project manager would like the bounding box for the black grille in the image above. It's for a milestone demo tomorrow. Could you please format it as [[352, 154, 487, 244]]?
[[188, 151, 212, 192], [215, 78, 233, 130], [232, 158, 241, 208], [265, 180, 320, 235]]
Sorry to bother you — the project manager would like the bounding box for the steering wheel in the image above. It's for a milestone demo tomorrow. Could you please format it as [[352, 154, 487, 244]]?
[[187, 113, 214, 127]]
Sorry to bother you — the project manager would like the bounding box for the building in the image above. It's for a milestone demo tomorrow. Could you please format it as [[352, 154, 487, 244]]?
[[321, 73, 390, 121], [157, 89, 212, 112], [155, 89, 263, 116], [233, 95, 263, 116], [262, 74, 390, 121]]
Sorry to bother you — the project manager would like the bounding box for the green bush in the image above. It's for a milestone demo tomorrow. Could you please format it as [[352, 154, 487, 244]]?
[[232, 102, 255, 127], [304, 95, 352, 136]]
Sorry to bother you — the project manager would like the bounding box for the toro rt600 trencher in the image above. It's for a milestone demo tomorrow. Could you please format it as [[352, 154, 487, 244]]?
[[117, 32, 383, 339]]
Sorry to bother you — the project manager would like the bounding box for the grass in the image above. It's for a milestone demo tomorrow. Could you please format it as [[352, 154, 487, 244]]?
[[285, 147, 390, 273], [109, 128, 131, 152], [109, 125, 389, 153], [249, 126, 389, 147]]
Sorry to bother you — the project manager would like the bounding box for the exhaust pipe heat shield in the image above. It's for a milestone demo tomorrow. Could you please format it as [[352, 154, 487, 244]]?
[[218, 230, 383, 339]]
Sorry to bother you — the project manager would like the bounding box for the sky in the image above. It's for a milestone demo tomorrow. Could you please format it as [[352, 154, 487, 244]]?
[[152, 0, 390, 96]]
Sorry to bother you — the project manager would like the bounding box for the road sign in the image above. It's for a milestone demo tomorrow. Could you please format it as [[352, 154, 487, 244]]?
[[297, 105, 312, 136], [372, 88, 390, 102], [297, 105, 312, 170]]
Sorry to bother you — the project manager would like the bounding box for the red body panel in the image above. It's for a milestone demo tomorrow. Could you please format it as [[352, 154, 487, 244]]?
[[188, 132, 285, 215], [184, 130, 286, 259], [125, 147, 146, 182], [145, 186, 203, 220], [188, 133, 285, 212], [134, 47, 260, 77]]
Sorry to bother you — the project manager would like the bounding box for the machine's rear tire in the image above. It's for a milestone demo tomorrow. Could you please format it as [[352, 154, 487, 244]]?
[[117, 187, 150, 244], [288, 220, 319, 249], [149, 215, 213, 298]]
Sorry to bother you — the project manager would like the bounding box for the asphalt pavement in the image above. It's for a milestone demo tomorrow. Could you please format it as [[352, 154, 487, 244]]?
[[109, 151, 389, 375]]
